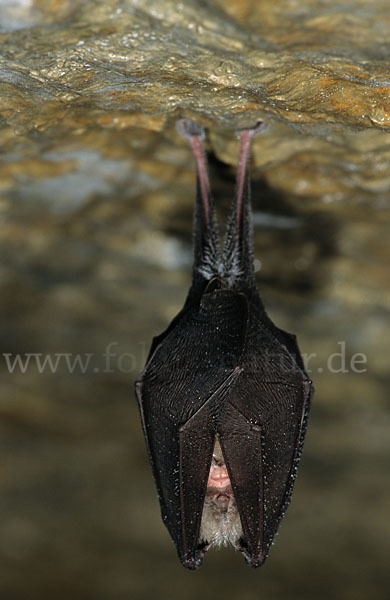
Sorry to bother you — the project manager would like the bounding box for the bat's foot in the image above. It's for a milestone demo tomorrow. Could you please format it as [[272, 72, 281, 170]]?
[[176, 118, 205, 141], [237, 120, 268, 139], [177, 118, 267, 142]]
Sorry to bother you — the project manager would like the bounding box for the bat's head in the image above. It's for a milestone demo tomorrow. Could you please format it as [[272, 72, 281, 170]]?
[[199, 437, 243, 549]]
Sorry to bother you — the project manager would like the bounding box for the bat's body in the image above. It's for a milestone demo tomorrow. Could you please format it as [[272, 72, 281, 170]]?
[[136, 120, 313, 569]]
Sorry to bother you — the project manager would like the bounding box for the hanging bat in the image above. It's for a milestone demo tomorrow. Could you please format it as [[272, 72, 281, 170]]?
[[135, 119, 313, 570]]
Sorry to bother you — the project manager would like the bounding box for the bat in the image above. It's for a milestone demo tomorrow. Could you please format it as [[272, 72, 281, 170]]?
[[135, 119, 313, 570]]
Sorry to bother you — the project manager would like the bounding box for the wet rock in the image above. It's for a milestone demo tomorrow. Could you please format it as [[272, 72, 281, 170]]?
[[0, 0, 389, 207]]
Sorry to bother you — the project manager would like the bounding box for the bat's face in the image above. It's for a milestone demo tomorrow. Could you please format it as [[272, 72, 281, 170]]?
[[199, 438, 242, 550]]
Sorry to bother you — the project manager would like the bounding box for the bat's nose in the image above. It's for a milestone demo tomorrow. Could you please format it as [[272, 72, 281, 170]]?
[[207, 463, 230, 489]]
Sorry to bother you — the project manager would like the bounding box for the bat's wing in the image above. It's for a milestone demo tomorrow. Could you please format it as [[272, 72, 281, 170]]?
[[219, 314, 313, 566], [136, 286, 248, 569]]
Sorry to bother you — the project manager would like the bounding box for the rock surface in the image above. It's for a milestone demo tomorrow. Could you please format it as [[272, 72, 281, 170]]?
[[0, 0, 390, 206]]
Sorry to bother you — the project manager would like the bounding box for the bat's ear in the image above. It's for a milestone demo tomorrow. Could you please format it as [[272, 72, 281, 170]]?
[[176, 119, 221, 287], [223, 121, 268, 290]]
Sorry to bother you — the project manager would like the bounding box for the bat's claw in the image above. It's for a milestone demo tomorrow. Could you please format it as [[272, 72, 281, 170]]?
[[237, 120, 268, 139], [176, 118, 205, 141]]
